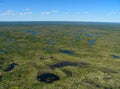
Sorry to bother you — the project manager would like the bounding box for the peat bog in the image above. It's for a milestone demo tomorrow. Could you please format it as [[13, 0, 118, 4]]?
[[0, 22, 120, 89]]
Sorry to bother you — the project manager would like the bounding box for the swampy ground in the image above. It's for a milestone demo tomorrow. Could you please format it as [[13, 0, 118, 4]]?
[[0, 22, 120, 89]]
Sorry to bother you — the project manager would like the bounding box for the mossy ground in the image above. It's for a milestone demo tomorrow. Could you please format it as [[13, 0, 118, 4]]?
[[0, 23, 120, 89]]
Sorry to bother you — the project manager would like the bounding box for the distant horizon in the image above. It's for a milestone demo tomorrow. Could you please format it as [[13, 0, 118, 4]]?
[[0, 21, 120, 23], [0, 0, 120, 22]]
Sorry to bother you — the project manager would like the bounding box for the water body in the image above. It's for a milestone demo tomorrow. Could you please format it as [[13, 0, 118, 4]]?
[[112, 55, 120, 59], [0, 50, 5, 53], [0, 65, 2, 69], [50, 61, 89, 69], [37, 73, 60, 83], [0, 75, 2, 79], [4, 63, 18, 72], [58, 50, 74, 55], [89, 40, 95, 45]]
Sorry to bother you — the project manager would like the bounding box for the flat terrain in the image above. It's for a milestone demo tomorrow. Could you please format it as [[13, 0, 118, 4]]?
[[0, 22, 120, 89]]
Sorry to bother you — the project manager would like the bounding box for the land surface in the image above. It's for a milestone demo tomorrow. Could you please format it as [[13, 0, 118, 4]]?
[[0, 22, 120, 89]]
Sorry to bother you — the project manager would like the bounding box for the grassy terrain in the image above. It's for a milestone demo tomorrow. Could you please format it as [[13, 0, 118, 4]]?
[[0, 22, 120, 89]]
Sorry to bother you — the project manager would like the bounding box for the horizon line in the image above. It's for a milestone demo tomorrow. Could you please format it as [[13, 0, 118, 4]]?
[[0, 21, 120, 23]]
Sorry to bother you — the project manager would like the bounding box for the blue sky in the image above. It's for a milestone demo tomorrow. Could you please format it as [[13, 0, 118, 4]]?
[[0, 0, 120, 22]]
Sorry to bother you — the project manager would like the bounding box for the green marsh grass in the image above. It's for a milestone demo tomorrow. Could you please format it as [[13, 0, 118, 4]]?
[[0, 23, 120, 89]]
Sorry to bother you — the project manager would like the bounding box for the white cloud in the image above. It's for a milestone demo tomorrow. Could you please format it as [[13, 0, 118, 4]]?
[[0, 10, 17, 16], [19, 11, 32, 15], [25, 8, 30, 11], [40, 10, 57, 15], [107, 11, 120, 15], [63, 11, 88, 15], [0, 9, 32, 16], [40, 11, 51, 15]]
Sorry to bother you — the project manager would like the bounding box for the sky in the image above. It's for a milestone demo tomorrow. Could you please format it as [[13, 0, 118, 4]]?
[[0, 0, 120, 22]]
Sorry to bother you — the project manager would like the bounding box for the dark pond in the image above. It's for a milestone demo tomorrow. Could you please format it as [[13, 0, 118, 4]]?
[[0, 50, 5, 53], [40, 56, 55, 60], [37, 73, 60, 83], [104, 86, 113, 89], [89, 40, 95, 45], [50, 61, 89, 69], [58, 50, 74, 55], [4, 63, 18, 72], [112, 55, 120, 59], [0, 75, 2, 80]]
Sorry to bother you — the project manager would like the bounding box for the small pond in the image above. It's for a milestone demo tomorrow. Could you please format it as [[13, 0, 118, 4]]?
[[50, 61, 89, 69], [112, 55, 120, 59], [0, 50, 5, 53], [58, 50, 74, 55], [37, 73, 60, 83], [4, 63, 18, 72], [89, 40, 95, 45]]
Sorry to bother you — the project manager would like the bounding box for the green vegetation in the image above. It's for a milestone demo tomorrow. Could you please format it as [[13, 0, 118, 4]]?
[[0, 23, 120, 89]]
